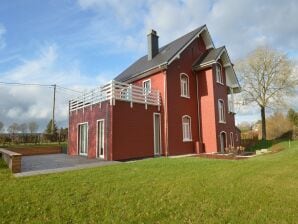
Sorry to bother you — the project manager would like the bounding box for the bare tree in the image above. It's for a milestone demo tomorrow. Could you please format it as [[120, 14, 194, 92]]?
[[28, 121, 38, 134], [7, 123, 19, 134], [0, 121, 3, 133], [19, 123, 28, 134], [236, 46, 297, 140]]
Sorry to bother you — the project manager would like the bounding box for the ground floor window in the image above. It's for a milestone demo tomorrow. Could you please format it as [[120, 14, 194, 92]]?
[[182, 115, 192, 141], [97, 120, 104, 158], [78, 123, 88, 155], [219, 131, 227, 153], [230, 132, 234, 147]]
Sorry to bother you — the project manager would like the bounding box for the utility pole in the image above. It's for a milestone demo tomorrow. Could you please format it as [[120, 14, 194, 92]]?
[[52, 84, 56, 134]]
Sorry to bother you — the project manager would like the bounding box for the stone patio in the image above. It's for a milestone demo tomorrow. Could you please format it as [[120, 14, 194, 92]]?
[[15, 154, 118, 177]]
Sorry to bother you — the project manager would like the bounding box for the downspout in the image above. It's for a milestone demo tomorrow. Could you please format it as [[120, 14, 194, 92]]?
[[195, 72, 203, 152], [163, 70, 169, 156]]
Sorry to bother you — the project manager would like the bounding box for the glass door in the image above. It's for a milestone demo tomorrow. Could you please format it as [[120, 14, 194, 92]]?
[[78, 123, 88, 155]]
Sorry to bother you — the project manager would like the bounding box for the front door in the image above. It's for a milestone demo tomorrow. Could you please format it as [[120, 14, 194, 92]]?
[[97, 120, 104, 159], [154, 113, 161, 156]]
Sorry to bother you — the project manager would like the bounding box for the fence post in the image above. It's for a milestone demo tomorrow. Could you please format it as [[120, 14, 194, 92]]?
[[129, 84, 133, 108]]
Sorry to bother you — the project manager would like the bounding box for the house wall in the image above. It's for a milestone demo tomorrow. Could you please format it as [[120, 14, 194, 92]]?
[[68, 99, 161, 161], [197, 67, 218, 153], [68, 101, 113, 160], [112, 101, 160, 160], [211, 62, 240, 151], [131, 71, 166, 155], [166, 36, 206, 155]]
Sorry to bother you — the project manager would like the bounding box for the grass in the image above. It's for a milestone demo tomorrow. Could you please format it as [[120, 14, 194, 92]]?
[[0, 141, 297, 223]]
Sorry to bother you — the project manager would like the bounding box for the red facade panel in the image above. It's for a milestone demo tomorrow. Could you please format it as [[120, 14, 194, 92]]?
[[197, 68, 218, 153], [166, 37, 206, 155], [68, 102, 112, 160], [112, 101, 160, 160]]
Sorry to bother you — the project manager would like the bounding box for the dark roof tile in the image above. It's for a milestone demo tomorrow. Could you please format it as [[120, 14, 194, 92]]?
[[115, 25, 205, 82]]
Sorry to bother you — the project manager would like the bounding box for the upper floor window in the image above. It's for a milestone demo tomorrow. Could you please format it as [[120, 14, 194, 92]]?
[[218, 99, 226, 123], [216, 64, 223, 84], [182, 115, 192, 141], [143, 79, 151, 94], [180, 73, 190, 98]]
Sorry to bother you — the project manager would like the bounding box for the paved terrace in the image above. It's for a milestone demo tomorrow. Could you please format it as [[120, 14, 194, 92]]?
[[15, 154, 118, 177]]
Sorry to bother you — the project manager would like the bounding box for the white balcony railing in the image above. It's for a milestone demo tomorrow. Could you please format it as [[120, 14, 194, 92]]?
[[69, 80, 161, 112]]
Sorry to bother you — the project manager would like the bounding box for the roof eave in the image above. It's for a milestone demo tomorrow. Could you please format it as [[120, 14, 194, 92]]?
[[168, 25, 215, 65], [120, 62, 168, 83]]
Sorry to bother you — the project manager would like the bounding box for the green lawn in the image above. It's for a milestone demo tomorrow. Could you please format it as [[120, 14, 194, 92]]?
[[0, 141, 297, 223]]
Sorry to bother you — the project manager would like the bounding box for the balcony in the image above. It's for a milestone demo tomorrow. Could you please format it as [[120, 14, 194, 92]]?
[[69, 80, 161, 112]]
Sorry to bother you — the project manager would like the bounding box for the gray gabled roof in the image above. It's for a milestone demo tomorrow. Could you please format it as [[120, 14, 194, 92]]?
[[114, 25, 206, 82], [192, 46, 225, 69]]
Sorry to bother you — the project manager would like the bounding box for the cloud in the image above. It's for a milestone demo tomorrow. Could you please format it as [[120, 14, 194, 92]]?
[[0, 23, 6, 50], [0, 43, 108, 131], [77, 0, 298, 60]]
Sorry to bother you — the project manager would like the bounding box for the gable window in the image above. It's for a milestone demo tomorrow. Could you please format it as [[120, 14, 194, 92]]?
[[180, 73, 190, 98], [182, 115, 192, 141], [143, 79, 151, 94], [218, 99, 226, 123], [216, 64, 223, 84]]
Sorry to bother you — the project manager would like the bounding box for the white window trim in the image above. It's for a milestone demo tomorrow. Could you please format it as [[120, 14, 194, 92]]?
[[230, 132, 234, 147], [96, 119, 105, 159], [218, 99, 226, 123], [180, 73, 190, 98], [77, 122, 88, 156], [215, 63, 224, 85], [142, 79, 151, 94], [182, 115, 192, 142]]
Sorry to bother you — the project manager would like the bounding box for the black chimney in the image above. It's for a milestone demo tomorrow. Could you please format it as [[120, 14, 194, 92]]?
[[147, 29, 159, 60]]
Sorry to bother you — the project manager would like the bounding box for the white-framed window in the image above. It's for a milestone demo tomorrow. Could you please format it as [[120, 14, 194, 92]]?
[[143, 79, 151, 94], [216, 64, 223, 84], [180, 73, 190, 98], [78, 123, 88, 156], [182, 115, 192, 141], [230, 132, 234, 147], [218, 99, 226, 123]]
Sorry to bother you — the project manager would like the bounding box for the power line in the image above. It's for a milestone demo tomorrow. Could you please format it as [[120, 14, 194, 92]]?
[[0, 81, 53, 87], [0, 81, 83, 94], [56, 85, 82, 94]]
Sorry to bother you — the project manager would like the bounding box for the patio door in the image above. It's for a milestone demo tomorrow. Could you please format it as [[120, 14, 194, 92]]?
[[97, 120, 104, 159], [154, 113, 161, 156], [78, 123, 88, 156]]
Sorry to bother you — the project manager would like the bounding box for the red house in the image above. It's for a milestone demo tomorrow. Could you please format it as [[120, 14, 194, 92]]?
[[68, 25, 241, 160]]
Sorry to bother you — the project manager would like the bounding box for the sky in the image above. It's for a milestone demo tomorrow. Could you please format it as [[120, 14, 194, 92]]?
[[0, 0, 298, 131]]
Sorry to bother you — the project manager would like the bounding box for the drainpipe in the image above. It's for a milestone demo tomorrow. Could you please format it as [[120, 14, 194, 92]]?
[[163, 70, 169, 156]]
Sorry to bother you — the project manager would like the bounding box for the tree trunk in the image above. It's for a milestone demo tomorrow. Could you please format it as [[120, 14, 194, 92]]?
[[261, 106, 266, 140]]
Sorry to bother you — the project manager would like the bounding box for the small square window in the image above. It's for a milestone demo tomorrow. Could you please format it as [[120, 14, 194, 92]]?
[[143, 80, 151, 94]]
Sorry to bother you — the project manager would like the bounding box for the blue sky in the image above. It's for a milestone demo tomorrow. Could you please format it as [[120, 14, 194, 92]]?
[[0, 0, 297, 130]]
